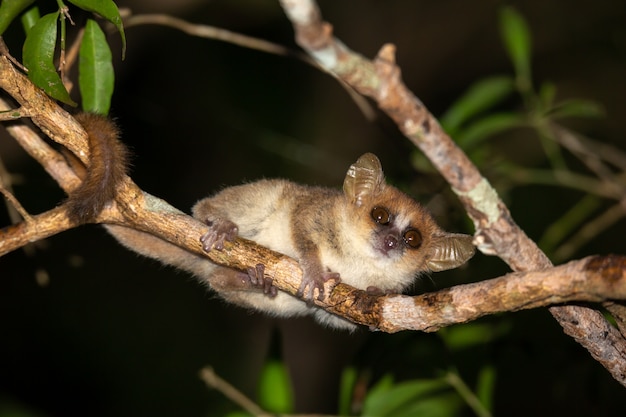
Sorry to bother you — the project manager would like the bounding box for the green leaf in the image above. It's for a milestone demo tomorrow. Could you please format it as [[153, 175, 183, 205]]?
[[475, 365, 496, 412], [441, 76, 515, 134], [539, 82, 556, 111], [22, 12, 76, 106], [79, 19, 114, 114], [439, 323, 499, 351], [68, 0, 126, 58], [499, 6, 532, 90], [538, 194, 602, 254], [391, 393, 462, 417], [456, 112, 525, 149], [364, 373, 395, 398], [549, 99, 604, 120], [20, 6, 40, 35], [338, 366, 357, 416], [257, 360, 293, 414], [0, 0, 35, 35], [362, 378, 450, 417], [410, 151, 436, 174]]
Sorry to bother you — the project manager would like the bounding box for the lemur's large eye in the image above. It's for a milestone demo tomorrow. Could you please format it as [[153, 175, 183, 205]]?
[[371, 207, 391, 225], [403, 228, 422, 249]]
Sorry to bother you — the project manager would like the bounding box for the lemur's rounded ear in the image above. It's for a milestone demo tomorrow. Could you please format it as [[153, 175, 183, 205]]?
[[426, 233, 475, 272], [343, 153, 385, 207]]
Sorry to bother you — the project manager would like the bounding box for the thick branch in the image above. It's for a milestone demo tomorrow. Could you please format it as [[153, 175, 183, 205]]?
[[2, 7, 626, 386], [0, 206, 72, 253], [375, 255, 626, 333], [278, 0, 626, 386]]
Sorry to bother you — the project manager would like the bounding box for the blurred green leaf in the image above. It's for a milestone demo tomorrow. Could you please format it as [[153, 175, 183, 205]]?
[[439, 323, 503, 351], [22, 12, 76, 106], [362, 378, 450, 417], [441, 76, 515, 134], [0, 0, 35, 35], [338, 366, 357, 416], [364, 373, 395, 398], [256, 360, 293, 414], [456, 112, 526, 149], [79, 19, 114, 114], [68, 0, 126, 58], [411, 151, 436, 174], [539, 194, 602, 254], [549, 99, 604, 120], [475, 365, 496, 413], [391, 393, 463, 417], [499, 6, 532, 91], [539, 82, 556, 111], [361, 374, 394, 415]]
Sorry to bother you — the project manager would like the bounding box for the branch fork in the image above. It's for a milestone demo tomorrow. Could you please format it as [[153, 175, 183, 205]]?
[[1, 1, 626, 387]]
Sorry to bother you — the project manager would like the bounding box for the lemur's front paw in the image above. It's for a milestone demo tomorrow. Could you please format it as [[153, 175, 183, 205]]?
[[200, 218, 238, 251], [246, 263, 278, 298], [297, 269, 341, 303]]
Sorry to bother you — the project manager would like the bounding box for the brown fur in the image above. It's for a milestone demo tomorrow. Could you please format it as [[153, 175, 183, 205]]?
[[66, 113, 129, 223], [108, 153, 475, 330]]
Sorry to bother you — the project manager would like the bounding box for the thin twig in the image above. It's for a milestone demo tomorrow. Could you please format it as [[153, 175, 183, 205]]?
[[123, 13, 310, 62], [0, 181, 31, 222], [121, 13, 376, 121], [199, 366, 342, 417], [445, 371, 492, 417], [0, 36, 27, 72], [510, 168, 622, 199], [0, 107, 32, 121], [550, 122, 626, 173], [199, 366, 269, 416]]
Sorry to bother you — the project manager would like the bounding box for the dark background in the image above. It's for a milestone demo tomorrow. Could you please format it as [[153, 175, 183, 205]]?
[[1, 0, 626, 415]]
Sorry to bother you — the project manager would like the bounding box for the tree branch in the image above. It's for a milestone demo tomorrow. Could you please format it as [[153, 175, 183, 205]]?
[[277, 0, 626, 386], [374, 255, 626, 332], [2, 2, 626, 387]]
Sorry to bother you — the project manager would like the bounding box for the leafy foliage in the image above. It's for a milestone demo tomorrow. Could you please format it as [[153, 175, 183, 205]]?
[[499, 6, 532, 93], [361, 376, 461, 417], [79, 19, 114, 114], [415, 5, 610, 263], [256, 360, 294, 413], [22, 11, 76, 105], [5, 0, 125, 112], [0, 0, 35, 35], [68, 0, 126, 57]]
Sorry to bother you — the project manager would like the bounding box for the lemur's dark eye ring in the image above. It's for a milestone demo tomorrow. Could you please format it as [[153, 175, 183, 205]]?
[[371, 207, 391, 225], [403, 228, 422, 249]]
